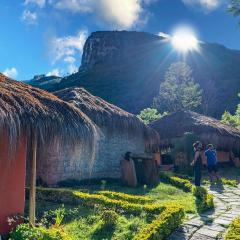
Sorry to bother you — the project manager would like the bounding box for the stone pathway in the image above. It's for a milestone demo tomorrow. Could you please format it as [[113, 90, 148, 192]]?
[[168, 185, 240, 240]]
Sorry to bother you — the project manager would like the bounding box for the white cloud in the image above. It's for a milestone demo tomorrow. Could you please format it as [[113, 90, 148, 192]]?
[[64, 56, 76, 64], [24, 0, 46, 8], [63, 56, 78, 74], [50, 30, 87, 64], [157, 32, 171, 39], [21, 10, 38, 24], [3, 68, 18, 79], [50, 0, 150, 29], [182, 0, 221, 11], [93, 0, 143, 29], [67, 64, 78, 74], [48, 30, 87, 75], [52, 0, 92, 12], [46, 68, 61, 76]]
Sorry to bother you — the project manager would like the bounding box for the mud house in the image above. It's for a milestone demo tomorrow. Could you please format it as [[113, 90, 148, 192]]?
[[54, 87, 160, 185], [0, 73, 95, 234], [150, 110, 240, 168]]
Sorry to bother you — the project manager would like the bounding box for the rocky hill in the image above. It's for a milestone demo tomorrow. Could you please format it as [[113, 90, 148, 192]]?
[[27, 31, 240, 117]]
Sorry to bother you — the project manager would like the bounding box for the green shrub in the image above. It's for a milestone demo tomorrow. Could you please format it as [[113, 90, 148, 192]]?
[[41, 205, 66, 228], [33, 188, 164, 215], [159, 172, 193, 192], [225, 217, 240, 240], [134, 203, 185, 240], [9, 224, 72, 240], [160, 172, 214, 213], [9, 224, 42, 240], [98, 191, 152, 204], [193, 186, 214, 212], [100, 210, 118, 227], [221, 178, 238, 188]]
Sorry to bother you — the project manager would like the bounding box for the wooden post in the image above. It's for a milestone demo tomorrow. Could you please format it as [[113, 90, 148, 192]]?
[[29, 131, 37, 227]]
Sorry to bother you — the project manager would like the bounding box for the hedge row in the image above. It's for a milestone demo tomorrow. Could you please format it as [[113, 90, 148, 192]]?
[[31, 188, 163, 215], [193, 186, 214, 212], [98, 191, 153, 204], [159, 172, 214, 213], [221, 178, 238, 188], [134, 203, 185, 240], [225, 217, 240, 240], [9, 224, 72, 240], [159, 172, 193, 192]]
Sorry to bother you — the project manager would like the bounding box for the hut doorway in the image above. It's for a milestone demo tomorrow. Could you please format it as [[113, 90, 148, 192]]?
[[121, 153, 159, 187], [133, 158, 146, 184]]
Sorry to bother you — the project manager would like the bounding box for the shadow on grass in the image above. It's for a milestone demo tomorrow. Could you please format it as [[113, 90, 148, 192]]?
[[91, 224, 116, 240], [56, 178, 158, 195]]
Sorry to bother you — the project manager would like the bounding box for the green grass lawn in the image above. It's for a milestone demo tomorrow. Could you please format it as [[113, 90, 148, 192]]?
[[21, 167, 238, 240], [61, 180, 196, 213], [27, 182, 195, 240]]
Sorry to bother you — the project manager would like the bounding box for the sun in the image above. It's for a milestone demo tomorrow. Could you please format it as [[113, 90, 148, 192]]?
[[171, 27, 199, 52]]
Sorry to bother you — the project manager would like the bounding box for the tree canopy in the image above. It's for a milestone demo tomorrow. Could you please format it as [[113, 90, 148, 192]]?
[[229, 0, 240, 20], [153, 62, 202, 113], [221, 93, 240, 128], [137, 108, 167, 125]]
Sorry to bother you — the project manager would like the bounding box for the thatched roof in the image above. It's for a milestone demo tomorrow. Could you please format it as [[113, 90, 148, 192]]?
[[0, 73, 95, 146], [150, 110, 240, 151], [54, 87, 160, 149]]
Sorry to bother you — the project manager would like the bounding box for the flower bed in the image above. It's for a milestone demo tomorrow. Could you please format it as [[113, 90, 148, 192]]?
[[193, 186, 214, 212], [159, 172, 193, 192], [225, 217, 240, 240], [159, 172, 214, 213], [29, 188, 163, 215], [134, 203, 185, 240], [98, 191, 153, 204]]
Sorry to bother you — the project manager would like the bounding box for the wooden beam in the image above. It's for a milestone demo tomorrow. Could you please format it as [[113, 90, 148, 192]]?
[[29, 131, 37, 227]]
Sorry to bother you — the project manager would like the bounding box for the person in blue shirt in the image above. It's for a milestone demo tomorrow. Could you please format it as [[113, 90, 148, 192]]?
[[205, 144, 220, 183]]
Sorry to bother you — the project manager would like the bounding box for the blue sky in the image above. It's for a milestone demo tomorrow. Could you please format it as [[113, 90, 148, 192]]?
[[0, 0, 240, 80]]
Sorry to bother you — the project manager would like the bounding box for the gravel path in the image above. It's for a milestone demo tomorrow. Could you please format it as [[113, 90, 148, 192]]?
[[168, 185, 240, 240]]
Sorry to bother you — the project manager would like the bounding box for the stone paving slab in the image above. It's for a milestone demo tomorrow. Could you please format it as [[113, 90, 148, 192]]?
[[168, 186, 240, 240], [190, 233, 215, 240]]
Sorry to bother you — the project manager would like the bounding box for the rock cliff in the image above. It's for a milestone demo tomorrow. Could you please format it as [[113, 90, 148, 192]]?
[[27, 31, 240, 117]]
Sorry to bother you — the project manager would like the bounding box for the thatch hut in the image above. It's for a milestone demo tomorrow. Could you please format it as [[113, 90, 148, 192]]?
[[54, 87, 160, 184], [150, 110, 240, 167], [0, 73, 95, 234]]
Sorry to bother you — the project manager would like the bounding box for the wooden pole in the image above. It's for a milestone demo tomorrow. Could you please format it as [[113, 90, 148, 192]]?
[[29, 131, 37, 227]]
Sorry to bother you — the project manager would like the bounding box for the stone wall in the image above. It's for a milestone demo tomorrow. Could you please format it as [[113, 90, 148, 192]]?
[[36, 128, 146, 186]]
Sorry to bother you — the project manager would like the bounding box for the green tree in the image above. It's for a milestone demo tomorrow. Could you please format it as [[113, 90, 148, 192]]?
[[221, 93, 240, 128], [153, 62, 202, 113], [228, 0, 240, 23], [137, 108, 167, 124]]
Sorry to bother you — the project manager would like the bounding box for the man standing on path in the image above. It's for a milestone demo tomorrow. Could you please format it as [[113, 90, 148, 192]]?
[[205, 144, 220, 183]]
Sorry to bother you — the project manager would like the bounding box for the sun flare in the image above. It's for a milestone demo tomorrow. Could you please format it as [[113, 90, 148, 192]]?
[[172, 27, 199, 52]]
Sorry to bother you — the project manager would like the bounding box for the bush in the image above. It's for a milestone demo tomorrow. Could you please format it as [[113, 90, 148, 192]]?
[[137, 108, 167, 124], [159, 172, 193, 192], [98, 191, 153, 204], [160, 172, 214, 213], [32, 188, 164, 215], [225, 217, 240, 240], [9, 224, 72, 240], [134, 203, 185, 240], [41, 206, 66, 228], [221, 178, 238, 188], [193, 186, 214, 212], [9, 224, 42, 240], [100, 210, 118, 227]]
